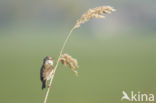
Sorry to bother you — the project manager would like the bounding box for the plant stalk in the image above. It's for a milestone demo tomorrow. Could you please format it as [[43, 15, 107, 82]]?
[[43, 27, 75, 103]]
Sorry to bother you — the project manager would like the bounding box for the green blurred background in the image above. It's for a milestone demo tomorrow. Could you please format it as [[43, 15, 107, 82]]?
[[0, 0, 156, 103]]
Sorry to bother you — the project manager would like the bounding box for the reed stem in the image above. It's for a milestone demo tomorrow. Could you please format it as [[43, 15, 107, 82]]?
[[43, 27, 75, 103]]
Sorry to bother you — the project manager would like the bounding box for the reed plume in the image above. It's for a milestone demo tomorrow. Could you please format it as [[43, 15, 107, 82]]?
[[60, 54, 79, 76], [73, 6, 116, 29], [43, 5, 115, 103]]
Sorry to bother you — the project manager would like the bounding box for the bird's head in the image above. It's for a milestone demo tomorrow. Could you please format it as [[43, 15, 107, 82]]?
[[43, 56, 54, 65]]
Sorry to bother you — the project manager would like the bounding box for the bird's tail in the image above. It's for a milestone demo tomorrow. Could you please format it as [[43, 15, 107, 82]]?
[[42, 80, 46, 90]]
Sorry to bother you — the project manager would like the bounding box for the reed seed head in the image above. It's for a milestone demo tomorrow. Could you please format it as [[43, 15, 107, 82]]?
[[73, 6, 116, 29], [60, 54, 79, 76]]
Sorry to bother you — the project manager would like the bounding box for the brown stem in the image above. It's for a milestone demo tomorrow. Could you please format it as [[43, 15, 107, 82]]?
[[43, 27, 75, 103]]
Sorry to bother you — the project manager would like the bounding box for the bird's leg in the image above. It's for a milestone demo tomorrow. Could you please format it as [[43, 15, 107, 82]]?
[[48, 85, 51, 88], [47, 80, 51, 88]]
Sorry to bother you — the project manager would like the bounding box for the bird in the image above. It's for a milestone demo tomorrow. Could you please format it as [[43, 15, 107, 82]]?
[[40, 56, 54, 90], [121, 91, 130, 101]]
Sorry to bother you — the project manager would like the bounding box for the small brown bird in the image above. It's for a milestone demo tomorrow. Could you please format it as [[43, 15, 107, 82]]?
[[40, 56, 54, 90]]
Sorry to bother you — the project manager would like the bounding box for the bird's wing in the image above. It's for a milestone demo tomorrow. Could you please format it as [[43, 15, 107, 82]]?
[[40, 65, 44, 81]]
